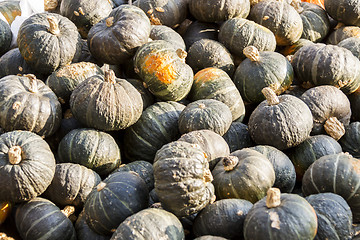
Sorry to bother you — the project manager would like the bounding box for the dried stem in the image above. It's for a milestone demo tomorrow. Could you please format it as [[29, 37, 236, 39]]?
[[266, 188, 281, 208], [243, 46, 260, 62], [324, 117, 345, 140], [223, 156, 239, 171], [47, 16, 60, 35], [8, 146, 22, 165], [262, 87, 280, 105]]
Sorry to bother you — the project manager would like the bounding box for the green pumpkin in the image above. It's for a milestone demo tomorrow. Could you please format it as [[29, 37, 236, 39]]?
[[183, 21, 219, 49], [325, 0, 360, 27], [349, 88, 360, 121], [339, 122, 360, 158], [338, 37, 360, 60], [76, 211, 110, 240], [125, 78, 155, 110], [149, 25, 186, 50], [326, 25, 360, 45], [222, 122, 254, 153], [0, 18, 11, 56]]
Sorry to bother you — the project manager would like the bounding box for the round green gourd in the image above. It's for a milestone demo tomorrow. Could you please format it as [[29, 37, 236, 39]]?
[[183, 21, 219, 49], [75, 211, 110, 240], [0, 18, 11, 56], [125, 78, 155, 110], [279, 38, 314, 56], [339, 122, 360, 158], [338, 37, 360, 60], [324, 0, 360, 27], [326, 25, 360, 45], [149, 24, 186, 50], [222, 122, 254, 153]]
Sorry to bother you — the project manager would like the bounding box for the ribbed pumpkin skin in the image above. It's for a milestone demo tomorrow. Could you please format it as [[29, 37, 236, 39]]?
[[302, 153, 360, 222], [326, 26, 360, 45], [110, 208, 185, 240], [249, 0, 303, 46], [0, 1, 21, 25], [222, 122, 254, 153], [76, 211, 110, 240], [183, 21, 219, 49], [0, 19, 11, 56], [280, 38, 313, 56], [339, 122, 360, 158], [123, 101, 185, 162], [306, 193, 353, 240], [212, 148, 275, 203], [189, 0, 250, 22], [189, 68, 245, 121], [153, 141, 215, 217], [0, 131, 56, 203], [17, 12, 81, 75], [243, 193, 317, 240], [149, 25, 186, 50], [60, 0, 113, 38], [234, 51, 293, 104], [324, 0, 360, 26], [43, 163, 101, 208], [85, 171, 149, 235], [218, 18, 276, 59], [134, 40, 193, 101], [15, 198, 76, 240], [70, 73, 143, 131], [193, 199, 253, 239], [58, 128, 121, 176], [0, 75, 62, 137], [87, 5, 151, 65], [338, 37, 360, 60], [292, 43, 360, 95], [187, 40, 235, 77]]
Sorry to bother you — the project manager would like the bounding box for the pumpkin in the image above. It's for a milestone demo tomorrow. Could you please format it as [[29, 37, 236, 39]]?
[[324, 0, 360, 26], [17, 12, 82, 75], [300, 85, 351, 139], [0, 1, 21, 25], [60, 0, 113, 38], [233, 46, 294, 104], [193, 199, 253, 239], [292, 43, 360, 95], [84, 171, 149, 235], [149, 25, 186, 50], [218, 18, 276, 60], [288, 135, 342, 181], [279, 38, 313, 56], [0, 202, 11, 226], [326, 25, 360, 45], [87, 4, 150, 65], [134, 40, 193, 101], [248, 87, 313, 150], [306, 193, 353, 240], [70, 69, 143, 131], [123, 101, 185, 162], [189, 67, 245, 121], [76, 211, 110, 240], [349, 89, 360, 121], [339, 122, 360, 158], [0, 19, 11, 56], [243, 188, 318, 240], [153, 140, 215, 217], [15, 198, 76, 240], [189, 0, 250, 23], [302, 152, 360, 222], [222, 122, 254, 153], [182, 21, 219, 49], [178, 99, 233, 136], [72, 39, 97, 63], [58, 128, 121, 176], [212, 148, 275, 203], [0, 74, 62, 137], [338, 37, 360, 60], [125, 78, 154, 110], [249, 0, 303, 46], [186, 40, 235, 77]]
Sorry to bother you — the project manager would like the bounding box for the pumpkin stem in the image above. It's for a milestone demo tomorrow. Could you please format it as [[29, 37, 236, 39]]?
[[97, 182, 106, 191], [8, 146, 22, 165], [106, 17, 114, 27], [176, 48, 187, 62], [290, 0, 303, 13], [223, 156, 239, 171], [47, 16, 60, 35], [198, 103, 206, 109], [243, 46, 260, 62], [128, 0, 132, 5], [104, 70, 116, 84], [286, 55, 293, 63], [324, 117, 345, 140], [203, 169, 213, 183], [24, 74, 38, 93], [262, 87, 280, 105], [150, 202, 162, 209], [61, 205, 75, 218], [334, 22, 345, 30], [266, 188, 281, 208], [44, 0, 58, 11]]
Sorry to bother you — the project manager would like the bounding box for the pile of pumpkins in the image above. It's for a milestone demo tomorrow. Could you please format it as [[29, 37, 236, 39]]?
[[1, 0, 360, 239]]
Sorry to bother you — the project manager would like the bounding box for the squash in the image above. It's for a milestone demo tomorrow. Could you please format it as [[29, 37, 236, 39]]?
[[349, 89, 360, 122], [222, 122, 254, 153], [339, 122, 360, 158], [125, 78, 155, 110], [75, 211, 110, 240], [0, 19, 11, 56], [326, 25, 360, 45], [182, 21, 219, 49], [324, 0, 360, 26], [0, 1, 21, 25], [279, 38, 313, 56], [149, 25, 186, 50], [338, 37, 360, 60]]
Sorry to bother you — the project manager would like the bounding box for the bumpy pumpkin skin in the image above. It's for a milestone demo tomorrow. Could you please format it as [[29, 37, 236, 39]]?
[[338, 37, 360, 61], [0, 74, 62, 137], [150, 25, 186, 50], [76, 211, 110, 240], [110, 208, 185, 240], [134, 40, 193, 101], [0, 18, 11, 56], [17, 12, 81, 75], [325, 0, 360, 26]]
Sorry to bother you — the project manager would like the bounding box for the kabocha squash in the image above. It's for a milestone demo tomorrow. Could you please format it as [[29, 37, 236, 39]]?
[[183, 21, 219, 49], [338, 37, 360, 60], [189, 0, 250, 23], [153, 141, 215, 217], [326, 25, 360, 45], [292, 43, 360, 95], [249, 0, 303, 46], [222, 122, 254, 153], [125, 78, 155, 110], [76, 211, 111, 240], [306, 193, 353, 240], [234, 46, 294, 104], [192, 199, 253, 239], [84, 171, 149, 235], [243, 188, 318, 240], [300, 85, 351, 139], [149, 25, 186, 50], [324, 0, 360, 26], [70, 70, 143, 131], [60, 0, 113, 38], [123, 101, 185, 162], [178, 99, 233, 136], [58, 128, 121, 176], [0, 19, 11, 56], [248, 87, 313, 150], [189, 67, 245, 121], [0, 74, 62, 137], [279, 38, 313, 56], [339, 122, 360, 158], [218, 18, 276, 59], [15, 198, 76, 240], [134, 40, 193, 101], [212, 148, 275, 203], [87, 4, 150, 65], [302, 152, 360, 222], [17, 12, 81, 75], [0, 1, 21, 25]]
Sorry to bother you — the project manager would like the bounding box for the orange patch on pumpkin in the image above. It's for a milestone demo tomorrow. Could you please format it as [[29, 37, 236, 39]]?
[[144, 54, 176, 84], [195, 68, 220, 83]]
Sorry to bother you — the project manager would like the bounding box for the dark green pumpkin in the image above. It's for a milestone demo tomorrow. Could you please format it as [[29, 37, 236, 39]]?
[[302, 152, 360, 222], [0, 74, 62, 137], [212, 148, 275, 203], [76, 211, 111, 240], [123, 101, 185, 162], [324, 0, 360, 27], [326, 25, 360, 45], [153, 140, 215, 217], [279, 38, 314, 56], [183, 21, 219, 49], [306, 193, 353, 240], [0, 18, 11, 56], [339, 122, 360, 158], [222, 122, 254, 153], [149, 25, 186, 50], [15, 198, 76, 240], [338, 36, 360, 60], [193, 199, 253, 239], [189, 67, 245, 121], [72, 39, 97, 63], [125, 78, 154, 110], [84, 171, 149, 235]]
